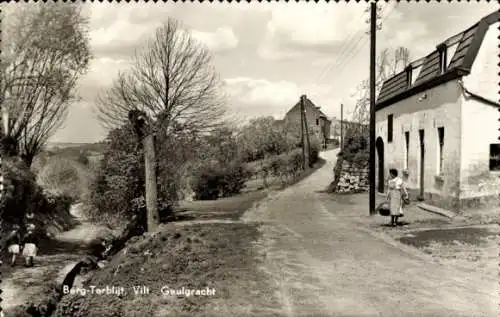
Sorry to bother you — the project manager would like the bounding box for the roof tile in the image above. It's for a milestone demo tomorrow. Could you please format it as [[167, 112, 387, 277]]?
[[376, 10, 499, 109]]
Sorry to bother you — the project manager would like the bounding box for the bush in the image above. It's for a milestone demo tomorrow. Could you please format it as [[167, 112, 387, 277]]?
[[308, 137, 321, 165], [36, 156, 90, 201], [219, 162, 249, 197], [237, 116, 299, 162], [88, 125, 147, 223], [191, 160, 249, 200], [0, 157, 73, 233], [45, 192, 73, 215], [262, 149, 304, 185], [76, 151, 90, 166], [191, 164, 224, 200], [340, 133, 368, 165], [284, 149, 304, 179], [1, 157, 45, 223]]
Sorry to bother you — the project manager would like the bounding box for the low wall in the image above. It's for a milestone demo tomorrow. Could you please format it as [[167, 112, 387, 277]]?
[[334, 160, 369, 193]]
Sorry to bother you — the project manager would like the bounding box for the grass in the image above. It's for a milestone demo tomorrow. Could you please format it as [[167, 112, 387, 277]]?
[[175, 190, 269, 221], [174, 157, 325, 222], [51, 156, 329, 316], [397, 226, 499, 276], [46, 150, 334, 316], [53, 223, 283, 317]]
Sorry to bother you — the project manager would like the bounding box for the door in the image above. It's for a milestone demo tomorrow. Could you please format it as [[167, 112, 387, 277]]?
[[419, 129, 425, 198], [376, 137, 384, 193]]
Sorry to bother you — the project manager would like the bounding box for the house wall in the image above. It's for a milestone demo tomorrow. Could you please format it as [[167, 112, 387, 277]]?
[[375, 80, 463, 209], [321, 118, 331, 142], [462, 22, 499, 104], [459, 22, 500, 207], [285, 106, 329, 142], [330, 119, 341, 140]]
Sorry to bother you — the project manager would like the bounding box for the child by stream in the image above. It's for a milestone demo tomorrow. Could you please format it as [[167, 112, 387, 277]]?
[[22, 228, 38, 267], [6, 225, 21, 266]]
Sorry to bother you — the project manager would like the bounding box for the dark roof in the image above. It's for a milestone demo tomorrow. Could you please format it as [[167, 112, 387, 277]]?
[[376, 10, 499, 110], [285, 96, 330, 120]]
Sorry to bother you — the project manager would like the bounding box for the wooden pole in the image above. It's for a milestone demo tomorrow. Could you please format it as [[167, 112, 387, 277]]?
[[301, 95, 311, 168], [369, 2, 377, 216], [300, 96, 306, 170], [340, 103, 344, 150]]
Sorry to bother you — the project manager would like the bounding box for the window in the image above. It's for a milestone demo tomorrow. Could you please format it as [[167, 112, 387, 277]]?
[[446, 42, 459, 68], [437, 43, 447, 73], [437, 127, 444, 174], [316, 118, 319, 126], [405, 66, 412, 88], [489, 144, 500, 171], [411, 65, 422, 86], [387, 114, 393, 143], [404, 131, 410, 169]]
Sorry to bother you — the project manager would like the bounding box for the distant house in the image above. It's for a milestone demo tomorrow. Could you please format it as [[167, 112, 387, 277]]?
[[283, 95, 332, 148], [330, 118, 368, 142], [375, 11, 499, 211]]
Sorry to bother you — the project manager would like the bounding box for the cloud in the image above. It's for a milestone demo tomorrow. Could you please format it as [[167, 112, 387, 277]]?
[[191, 27, 239, 52], [77, 57, 131, 101], [88, 3, 239, 59], [90, 19, 164, 59], [257, 2, 372, 60], [224, 77, 301, 118], [223, 77, 355, 121]]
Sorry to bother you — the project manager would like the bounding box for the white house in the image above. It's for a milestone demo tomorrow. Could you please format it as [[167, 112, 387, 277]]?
[[375, 11, 499, 211]]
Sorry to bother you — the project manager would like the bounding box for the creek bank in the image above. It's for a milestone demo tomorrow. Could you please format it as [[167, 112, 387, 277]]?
[[3, 204, 138, 317]]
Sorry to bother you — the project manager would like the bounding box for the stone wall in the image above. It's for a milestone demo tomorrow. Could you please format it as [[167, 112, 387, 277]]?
[[334, 160, 369, 193]]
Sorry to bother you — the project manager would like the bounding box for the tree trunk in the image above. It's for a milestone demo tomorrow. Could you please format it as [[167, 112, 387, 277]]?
[[143, 133, 159, 231], [21, 153, 35, 168]]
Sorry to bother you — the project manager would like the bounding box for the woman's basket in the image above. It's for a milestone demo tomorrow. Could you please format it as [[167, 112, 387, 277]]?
[[376, 201, 390, 216]]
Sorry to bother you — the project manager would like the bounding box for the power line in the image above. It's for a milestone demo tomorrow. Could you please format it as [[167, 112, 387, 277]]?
[[317, 3, 398, 121], [329, 2, 399, 85], [316, 9, 367, 83], [318, 4, 387, 83]]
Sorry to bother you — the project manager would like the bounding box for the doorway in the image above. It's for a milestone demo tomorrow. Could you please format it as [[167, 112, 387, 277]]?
[[376, 137, 384, 193], [418, 129, 425, 198]]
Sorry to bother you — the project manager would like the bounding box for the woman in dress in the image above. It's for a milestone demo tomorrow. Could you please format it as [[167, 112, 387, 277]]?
[[386, 168, 408, 226]]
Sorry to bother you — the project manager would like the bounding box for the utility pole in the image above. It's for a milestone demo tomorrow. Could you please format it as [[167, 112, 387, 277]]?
[[300, 96, 306, 170], [301, 95, 311, 168], [369, 1, 377, 216], [128, 110, 159, 232], [340, 104, 344, 151]]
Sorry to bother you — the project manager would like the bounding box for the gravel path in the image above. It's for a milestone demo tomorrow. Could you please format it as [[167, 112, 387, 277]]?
[[243, 149, 498, 317]]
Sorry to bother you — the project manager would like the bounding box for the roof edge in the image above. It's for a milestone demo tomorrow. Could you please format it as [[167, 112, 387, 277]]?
[[460, 11, 498, 72], [375, 68, 467, 111]]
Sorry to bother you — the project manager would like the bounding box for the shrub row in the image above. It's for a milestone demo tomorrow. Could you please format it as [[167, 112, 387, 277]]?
[[332, 133, 369, 192], [339, 134, 368, 164], [191, 161, 250, 200]]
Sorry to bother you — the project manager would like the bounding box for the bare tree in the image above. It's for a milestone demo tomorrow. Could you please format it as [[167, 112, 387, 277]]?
[[1, 4, 92, 166], [96, 19, 227, 137], [350, 47, 410, 127]]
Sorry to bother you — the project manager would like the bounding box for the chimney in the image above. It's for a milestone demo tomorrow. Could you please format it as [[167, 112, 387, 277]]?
[[301, 94, 307, 100]]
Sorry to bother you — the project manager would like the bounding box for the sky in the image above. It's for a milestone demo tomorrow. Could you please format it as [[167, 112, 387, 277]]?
[[45, 1, 497, 143]]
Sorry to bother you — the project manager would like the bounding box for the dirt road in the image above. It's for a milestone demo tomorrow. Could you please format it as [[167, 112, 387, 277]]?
[[243, 149, 498, 317]]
